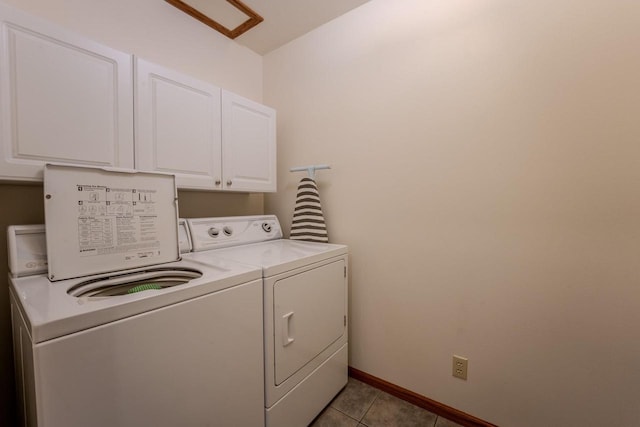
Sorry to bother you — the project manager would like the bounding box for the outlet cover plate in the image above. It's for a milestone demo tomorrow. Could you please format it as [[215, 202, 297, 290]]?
[[452, 355, 468, 380]]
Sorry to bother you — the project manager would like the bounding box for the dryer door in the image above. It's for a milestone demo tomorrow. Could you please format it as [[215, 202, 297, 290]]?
[[273, 259, 346, 385]]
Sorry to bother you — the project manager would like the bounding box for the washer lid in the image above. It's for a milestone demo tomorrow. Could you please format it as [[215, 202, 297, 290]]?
[[44, 164, 180, 281]]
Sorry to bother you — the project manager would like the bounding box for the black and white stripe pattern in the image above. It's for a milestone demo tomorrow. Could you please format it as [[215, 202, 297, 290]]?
[[290, 177, 328, 243]]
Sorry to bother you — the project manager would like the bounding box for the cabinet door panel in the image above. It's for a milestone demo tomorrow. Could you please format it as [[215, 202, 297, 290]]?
[[0, 4, 134, 181], [135, 58, 222, 190], [222, 90, 276, 192]]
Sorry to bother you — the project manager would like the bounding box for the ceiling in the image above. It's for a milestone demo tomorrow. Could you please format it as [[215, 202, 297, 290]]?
[[228, 0, 373, 55]]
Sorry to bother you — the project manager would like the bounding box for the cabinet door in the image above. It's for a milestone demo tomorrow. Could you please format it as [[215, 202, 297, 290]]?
[[0, 4, 133, 182], [135, 58, 222, 190], [222, 90, 276, 192]]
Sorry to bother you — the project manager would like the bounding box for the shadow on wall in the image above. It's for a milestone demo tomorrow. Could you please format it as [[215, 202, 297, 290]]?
[[0, 183, 45, 426]]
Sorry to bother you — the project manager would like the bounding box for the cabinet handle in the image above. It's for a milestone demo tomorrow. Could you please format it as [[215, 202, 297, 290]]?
[[226, 180, 232, 186], [215, 179, 221, 185]]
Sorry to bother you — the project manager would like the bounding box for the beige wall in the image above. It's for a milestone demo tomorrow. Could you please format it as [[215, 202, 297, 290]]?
[[264, 0, 640, 425], [177, 189, 263, 218], [0, 0, 263, 424]]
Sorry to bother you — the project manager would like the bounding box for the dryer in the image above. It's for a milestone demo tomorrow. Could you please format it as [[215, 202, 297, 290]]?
[[9, 165, 265, 427], [187, 215, 349, 427]]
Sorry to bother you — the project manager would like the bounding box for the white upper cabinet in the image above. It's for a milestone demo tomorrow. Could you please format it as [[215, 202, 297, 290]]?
[[0, 3, 134, 181], [136, 59, 276, 193], [135, 58, 222, 190], [0, 4, 276, 192], [222, 90, 276, 192]]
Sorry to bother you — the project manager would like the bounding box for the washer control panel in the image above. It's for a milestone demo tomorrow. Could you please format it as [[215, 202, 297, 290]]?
[[187, 215, 283, 251], [7, 224, 48, 278]]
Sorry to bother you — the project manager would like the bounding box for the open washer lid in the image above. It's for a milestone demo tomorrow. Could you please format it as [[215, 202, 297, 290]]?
[[44, 164, 180, 281]]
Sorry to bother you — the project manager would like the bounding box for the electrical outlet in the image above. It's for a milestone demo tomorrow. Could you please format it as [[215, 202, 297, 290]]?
[[452, 355, 468, 380]]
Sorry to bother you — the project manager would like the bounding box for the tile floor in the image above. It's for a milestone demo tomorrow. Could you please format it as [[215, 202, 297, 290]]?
[[310, 378, 464, 427]]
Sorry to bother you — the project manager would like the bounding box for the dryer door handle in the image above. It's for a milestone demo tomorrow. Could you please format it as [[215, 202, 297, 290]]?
[[282, 311, 295, 347]]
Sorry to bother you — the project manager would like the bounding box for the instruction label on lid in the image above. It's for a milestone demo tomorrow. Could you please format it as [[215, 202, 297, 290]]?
[[76, 185, 159, 258], [44, 164, 179, 281]]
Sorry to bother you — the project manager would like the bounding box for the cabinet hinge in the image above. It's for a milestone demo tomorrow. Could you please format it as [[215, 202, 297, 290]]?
[[344, 315, 347, 326], [344, 266, 347, 277]]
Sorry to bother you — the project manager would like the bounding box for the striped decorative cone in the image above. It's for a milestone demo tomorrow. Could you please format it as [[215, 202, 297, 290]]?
[[290, 177, 329, 243]]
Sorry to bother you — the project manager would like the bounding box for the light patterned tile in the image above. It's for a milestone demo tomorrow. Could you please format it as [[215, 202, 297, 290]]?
[[361, 392, 437, 427], [330, 378, 380, 421], [310, 407, 359, 427], [435, 416, 465, 427]]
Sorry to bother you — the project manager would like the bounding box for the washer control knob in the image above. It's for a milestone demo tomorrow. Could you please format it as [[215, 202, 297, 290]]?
[[208, 227, 219, 237], [262, 222, 272, 233], [223, 226, 233, 236]]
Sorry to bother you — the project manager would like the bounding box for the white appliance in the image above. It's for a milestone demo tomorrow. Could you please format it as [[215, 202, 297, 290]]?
[[187, 215, 348, 427], [9, 165, 265, 427]]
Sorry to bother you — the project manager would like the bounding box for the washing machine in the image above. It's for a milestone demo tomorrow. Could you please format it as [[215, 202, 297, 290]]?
[[8, 165, 265, 427], [187, 215, 348, 427]]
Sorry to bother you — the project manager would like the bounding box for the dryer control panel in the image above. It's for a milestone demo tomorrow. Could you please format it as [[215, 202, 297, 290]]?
[[188, 215, 283, 251]]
